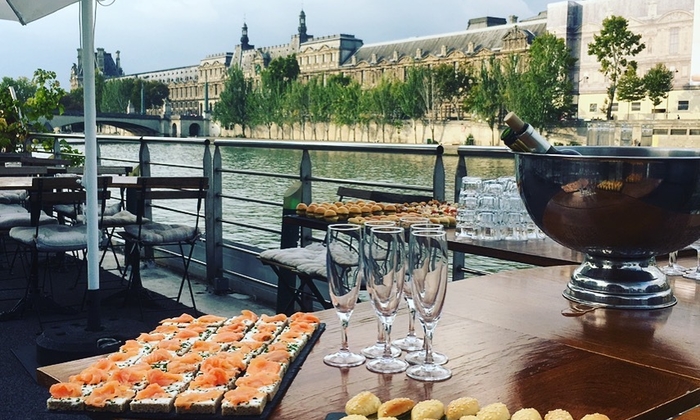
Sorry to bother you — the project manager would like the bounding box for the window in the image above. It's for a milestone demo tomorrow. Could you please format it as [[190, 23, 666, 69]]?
[[611, 103, 618, 112], [631, 102, 641, 111], [678, 100, 689, 111], [589, 103, 598, 112], [669, 28, 679, 55]]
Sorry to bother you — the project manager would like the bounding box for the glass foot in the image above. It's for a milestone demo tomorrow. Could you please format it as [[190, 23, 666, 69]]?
[[405, 350, 448, 366], [362, 343, 401, 359], [323, 350, 366, 368], [366, 356, 409, 374], [660, 264, 687, 276], [406, 363, 452, 382], [393, 334, 423, 352]]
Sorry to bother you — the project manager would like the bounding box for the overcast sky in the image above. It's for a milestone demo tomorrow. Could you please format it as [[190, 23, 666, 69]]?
[[1, 0, 553, 89]]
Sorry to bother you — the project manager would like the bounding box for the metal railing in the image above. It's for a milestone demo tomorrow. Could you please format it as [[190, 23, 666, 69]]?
[[29, 134, 461, 298]]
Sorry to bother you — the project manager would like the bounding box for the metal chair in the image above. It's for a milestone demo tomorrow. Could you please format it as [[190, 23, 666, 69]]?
[[117, 176, 208, 315]]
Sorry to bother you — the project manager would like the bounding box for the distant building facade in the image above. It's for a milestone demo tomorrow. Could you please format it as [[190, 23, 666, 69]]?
[[70, 48, 123, 90], [78, 0, 699, 126]]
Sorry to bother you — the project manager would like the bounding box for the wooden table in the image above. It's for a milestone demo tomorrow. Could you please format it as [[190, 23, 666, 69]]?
[[38, 255, 700, 419]]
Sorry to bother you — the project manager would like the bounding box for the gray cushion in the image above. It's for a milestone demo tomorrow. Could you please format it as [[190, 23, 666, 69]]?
[[0, 189, 27, 204], [10, 224, 88, 252], [0, 211, 56, 229], [123, 222, 199, 245], [77, 210, 145, 227], [0, 203, 27, 214], [56, 201, 122, 219]]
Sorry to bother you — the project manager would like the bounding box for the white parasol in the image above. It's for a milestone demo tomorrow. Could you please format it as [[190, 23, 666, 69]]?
[[1, 0, 102, 330]]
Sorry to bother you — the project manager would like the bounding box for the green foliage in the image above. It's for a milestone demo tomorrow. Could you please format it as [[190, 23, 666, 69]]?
[[262, 55, 300, 92], [100, 78, 169, 114], [35, 138, 85, 166], [465, 133, 475, 145], [213, 66, 255, 137], [616, 62, 646, 118], [464, 56, 503, 143], [0, 69, 66, 152], [643, 63, 674, 110], [518, 32, 577, 130], [587, 15, 645, 120]]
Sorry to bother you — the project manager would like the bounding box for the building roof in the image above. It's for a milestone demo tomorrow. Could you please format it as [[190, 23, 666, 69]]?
[[344, 18, 547, 66]]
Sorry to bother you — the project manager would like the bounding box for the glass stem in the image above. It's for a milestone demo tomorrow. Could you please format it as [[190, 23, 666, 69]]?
[[696, 250, 700, 273], [422, 323, 434, 365], [670, 250, 678, 267], [376, 317, 385, 344], [382, 320, 393, 358], [339, 316, 350, 352], [407, 305, 416, 336]]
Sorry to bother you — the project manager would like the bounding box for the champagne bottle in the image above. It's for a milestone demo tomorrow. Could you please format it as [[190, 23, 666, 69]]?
[[502, 111, 580, 155]]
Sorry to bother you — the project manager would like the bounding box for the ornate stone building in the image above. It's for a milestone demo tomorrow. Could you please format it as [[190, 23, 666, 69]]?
[[70, 48, 123, 91], [87, 0, 700, 130]]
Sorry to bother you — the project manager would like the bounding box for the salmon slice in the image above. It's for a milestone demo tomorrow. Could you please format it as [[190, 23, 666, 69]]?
[[84, 380, 135, 408], [136, 332, 166, 342], [107, 350, 138, 362], [289, 321, 316, 334], [174, 389, 223, 410], [111, 364, 150, 384], [290, 312, 320, 324], [239, 310, 259, 323], [142, 348, 174, 365], [146, 369, 183, 386], [134, 383, 170, 400], [247, 357, 281, 375], [189, 367, 231, 389], [223, 386, 266, 405], [190, 340, 222, 354], [49, 382, 83, 399], [153, 324, 179, 334], [195, 314, 227, 325], [251, 331, 275, 342], [157, 338, 185, 352], [235, 371, 280, 388], [175, 327, 204, 339], [260, 313, 287, 323], [69, 366, 111, 385], [161, 313, 195, 324], [218, 323, 247, 333], [259, 349, 290, 364]]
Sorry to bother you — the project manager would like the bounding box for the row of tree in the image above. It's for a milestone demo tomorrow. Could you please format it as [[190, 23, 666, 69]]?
[[212, 33, 579, 144]]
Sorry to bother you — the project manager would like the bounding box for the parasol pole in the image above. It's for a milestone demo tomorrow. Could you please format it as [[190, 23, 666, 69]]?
[[81, 0, 101, 331]]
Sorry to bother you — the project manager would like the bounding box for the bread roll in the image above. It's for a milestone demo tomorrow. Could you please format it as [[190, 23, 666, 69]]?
[[512, 408, 543, 420], [476, 402, 510, 420], [345, 391, 381, 416], [580, 415, 610, 420], [445, 397, 480, 420], [295, 203, 307, 216], [340, 415, 369, 420], [336, 206, 349, 221], [324, 209, 339, 222], [544, 409, 574, 420], [411, 399, 444, 420], [378, 398, 415, 418]]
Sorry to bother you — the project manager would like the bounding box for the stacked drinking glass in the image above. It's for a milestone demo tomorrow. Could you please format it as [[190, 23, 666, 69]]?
[[456, 175, 544, 241]]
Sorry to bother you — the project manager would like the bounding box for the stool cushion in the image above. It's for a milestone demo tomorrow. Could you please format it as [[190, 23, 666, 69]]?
[[123, 222, 199, 245], [0, 211, 56, 229], [57, 201, 122, 220], [0, 189, 27, 204], [259, 243, 327, 279], [10, 224, 88, 252], [77, 210, 145, 227]]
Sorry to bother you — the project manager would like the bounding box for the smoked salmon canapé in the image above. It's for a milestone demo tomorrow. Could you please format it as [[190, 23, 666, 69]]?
[[83, 380, 136, 412], [47, 382, 87, 411], [129, 383, 178, 414], [174, 388, 225, 415], [221, 385, 268, 416]]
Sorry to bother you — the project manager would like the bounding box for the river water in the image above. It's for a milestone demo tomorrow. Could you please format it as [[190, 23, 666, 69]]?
[[94, 143, 530, 274]]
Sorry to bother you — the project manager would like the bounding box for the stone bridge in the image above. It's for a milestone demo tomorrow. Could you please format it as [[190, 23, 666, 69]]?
[[45, 112, 208, 137]]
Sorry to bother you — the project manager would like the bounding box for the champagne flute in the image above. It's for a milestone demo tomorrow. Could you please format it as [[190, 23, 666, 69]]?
[[361, 220, 401, 359], [683, 239, 700, 280], [365, 225, 409, 374], [406, 229, 452, 382], [323, 224, 366, 368], [393, 223, 443, 352]]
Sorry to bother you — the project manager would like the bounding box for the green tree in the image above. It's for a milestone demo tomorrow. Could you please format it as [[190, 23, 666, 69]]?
[[100, 78, 134, 113], [213, 67, 255, 137], [60, 87, 84, 112], [587, 15, 645, 120], [0, 69, 66, 152], [329, 76, 363, 141], [397, 67, 428, 142], [432, 63, 471, 120], [464, 57, 503, 145], [616, 62, 646, 119], [307, 77, 333, 140], [519, 32, 576, 130], [263, 55, 300, 92], [643, 63, 674, 118], [284, 80, 311, 140]]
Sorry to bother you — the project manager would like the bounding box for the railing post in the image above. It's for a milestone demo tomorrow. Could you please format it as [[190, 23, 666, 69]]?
[[299, 149, 313, 247], [206, 142, 225, 292], [139, 138, 153, 261], [454, 152, 467, 203], [53, 138, 61, 160], [432, 145, 445, 202]]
